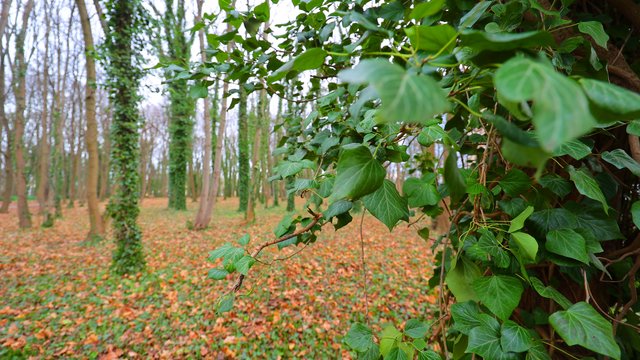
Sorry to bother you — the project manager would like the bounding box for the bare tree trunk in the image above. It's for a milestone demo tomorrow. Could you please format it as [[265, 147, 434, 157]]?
[[37, 7, 51, 216], [13, 0, 34, 228], [77, 0, 104, 238], [193, 1, 235, 229]]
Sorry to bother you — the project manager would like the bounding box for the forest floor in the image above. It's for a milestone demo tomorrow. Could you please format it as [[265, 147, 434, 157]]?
[[0, 198, 438, 359]]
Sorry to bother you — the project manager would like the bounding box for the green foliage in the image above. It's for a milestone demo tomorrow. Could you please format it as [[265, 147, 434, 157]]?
[[200, 0, 640, 358], [102, 0, 146, 275], [237, 86, 249, 212]]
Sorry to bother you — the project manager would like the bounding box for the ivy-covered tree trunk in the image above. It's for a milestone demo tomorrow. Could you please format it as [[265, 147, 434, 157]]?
[[105, 0, 145, 275], [0, 0, 12, 214], [237, 86, 249, 213]]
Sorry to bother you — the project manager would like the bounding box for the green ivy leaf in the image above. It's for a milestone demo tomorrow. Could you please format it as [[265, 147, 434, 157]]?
[[323, 200, 353, 219], [529, 277, 572, 310], [444, 151, 466, 204], [631, 201, 640, 228], [269, 48, 327, 81], [234, 255, 256, 275], [338, 59, 449, 123], [331, 144, 385, 200], [189, 83, 208, 99], [446, 257, 481, 302], [577, 21, 609, 48], [405, 25, 457, 53], [459, 1, 493, 29], [404, 319, 429, 339], [567, 166, 609, 214], [552, 139, 591, 160], [500, 169, 531, 197], [495, 57, 596, 151], [545, 229, 589, 264], [460, 30, 554, 51], [363, 180, 410, 231], [473, 275, 524, 320], [500, 320, 533, 353], [451, 301, 482, 334], [207, 268, 229, 280], [467, 325, 516, 360], [345, 323, 374, 352], [216, 293, 234, 314], [510, 232, 539, 261], [418, 349, 441, 360], [417, 125, 446, 146], [508, 206, 534, 233], [579, 79, 640, 120], [601, 149, 640, 176], [538, 174, 571, 197], [409, 0, 445, 19], [237, 234, 250, 246], [549, 302, 620, 360], [403, 177, 440, 208], [380, 325, 403, 356]]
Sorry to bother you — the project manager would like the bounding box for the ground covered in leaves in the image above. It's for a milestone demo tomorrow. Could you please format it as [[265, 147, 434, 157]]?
[[0, 198, 437, 359]]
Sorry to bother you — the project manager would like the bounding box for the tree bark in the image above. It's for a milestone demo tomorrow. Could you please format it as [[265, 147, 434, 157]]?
[[13, 0, 34, 228], [77, 0, 104, 238], [0, 0, 13, 213]]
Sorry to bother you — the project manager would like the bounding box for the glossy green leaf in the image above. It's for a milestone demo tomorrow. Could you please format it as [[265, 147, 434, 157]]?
[[549, 302, 620, 359], [237, 234, 250, 246], [529, 277, 572, 310], [363, 180, 410, 231], [269, 48, 327, 81], [339, 59, 449, 123], [446, 257, 481, 302], [404, 319, 429, 339], [509, 206, 534, 233], [553, 139, 591, 160], [578, 21, 608, 48], [444, 151, 466, 204], [467, 325, 515, 360], [459, 1, 493, 28], [410, 0, 445, 19], [323, 200, 353, 219], [601, 149, 640, 176], [403, 177, 440, 208], [510, 232, 538, 261], [332, 144, 385, 200], [473, 275, 523, 320], [345, 323, 374, 352], [207, 268, 229, 280], [545, 229, 589, 264], [632, 201, 640, 228], [460, 30, 554, 51], [567, 166, 608, 214], [451, 301, 482, 334], [500, 169, 531, 196], [495, 57, 596, 151], [580, 79, 640, 120], [501, 320, 533, 353], [234, 255, 256, 275], [405, 25, 457, 53], [539, 174, 571, 197], [380, 325, 402, 356]]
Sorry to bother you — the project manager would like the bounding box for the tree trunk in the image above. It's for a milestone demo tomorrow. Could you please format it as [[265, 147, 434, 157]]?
[[0, 0, 13, 213], [246, 97, 263, 223], [37, 7, 51, 217], [13, 0, 34, 228]]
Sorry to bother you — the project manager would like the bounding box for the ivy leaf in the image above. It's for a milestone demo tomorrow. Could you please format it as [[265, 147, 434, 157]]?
[[339, 59, 449, 123], [460, 30, 554, 51], [403, 177, 440, 208], [545, 229, 590, 264], [552, 139, 591, 160], [631, 201, 640, 228], [579, 79, 640, 120], [446, 257, 481, 302], [444, 151, 466, 204], [269, 48, 327, 82], [495, 57, 596, 151], [500, 169, 531, 196], [417, 125, 446, 146], [473, 275, 524, 320], [363, 180, 410, 231], [509, 206, 534, 233], [451, 301, 482, 334], [189, 83, 208, 99], [529, 277, 572, 310], [601, 149, 640, 176], [345, 323, 374, 352], [418, 350, 441, 360], [323, 200, 353, 219], [331, 144, 385, 200], [467, 325, 516, 360], [405, 25, 457, 53], [510, 232, 539, 261], [627, 120, 640, 136], [207, 268, 229, 280], [539, 174, 571, 197], [578, 21, 609, 48], [567, 166, 609, 214], [500, 320, 533, 353], [216, 293, 234, 314], [386, 347, 410, 360], [410, 0, 445, 19], [549, 302, 621, 360], [380, 325, 402, 356], [237, 234, 250, 246], [234, 255, 256, 275], [459, 1, 493, 29], [404, 319, 429, 339]]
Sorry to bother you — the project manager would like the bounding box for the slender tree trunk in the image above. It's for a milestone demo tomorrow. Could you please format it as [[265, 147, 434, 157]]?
[[13, 0, 34, 228], [37, 9, 51, 217], [237, 86, 249, 213], [193, 2, 235, 229], [245, 111, 261, 223], [0, 0, 13, 214], [78, 0, 103, 241]]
